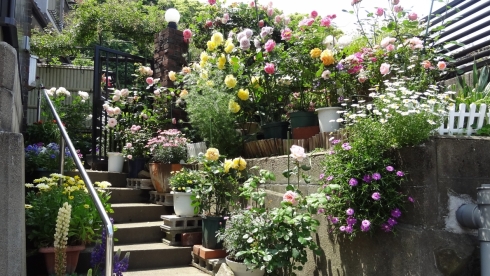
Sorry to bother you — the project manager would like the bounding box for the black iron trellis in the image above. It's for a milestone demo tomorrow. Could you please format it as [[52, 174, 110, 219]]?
[[91, 45, 153, 162]]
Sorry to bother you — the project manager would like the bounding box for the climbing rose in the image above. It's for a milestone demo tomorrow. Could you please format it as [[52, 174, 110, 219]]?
[[264, 63, 275, 74], [282, 191, 298, 204], [183, 29, 192, 39], [376, 7, 384, 16], [437, 61, 447, 70], [290, 145, 306, 162], [408, 12, 418, 21], [380, 63, 390, 75]]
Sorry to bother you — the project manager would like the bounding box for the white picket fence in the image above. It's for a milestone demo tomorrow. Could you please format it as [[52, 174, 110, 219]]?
[[438, 103, 490, 135], [187, 142, 207, 159]]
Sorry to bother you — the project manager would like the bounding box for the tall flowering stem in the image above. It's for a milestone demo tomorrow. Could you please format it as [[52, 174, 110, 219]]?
[[54, 202, 72, 276]]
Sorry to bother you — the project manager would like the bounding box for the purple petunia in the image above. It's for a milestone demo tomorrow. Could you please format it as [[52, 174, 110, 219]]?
[[391, 208, 402, 218], [387, 217, 398, 226], [386, 166, 394, 172], [328, 150, 336, 155], [317, 208, 325, 214], [396, 171, 405, 177], [339, 225, 346, 232], [363, 174, 372, 183], [326, 175, 334, 181], [372, 173, 381, 180], [346, 216, 357, 226], [342, 143, 352, 150], [346, 208, 355, 216], [361, 220, 371, 232], [349, 178, 358, 186], [408, 196, 415, 203], [381, 223, 392, 232], [371, 192, 381, 201], [345, 225, 353, 234], [330, 217, 339, 224], [319, 173, 325, 179], [332, 139, 340, 145]]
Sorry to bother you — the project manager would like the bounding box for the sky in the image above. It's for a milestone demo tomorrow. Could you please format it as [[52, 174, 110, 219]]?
[[199, 0, 447, 33]]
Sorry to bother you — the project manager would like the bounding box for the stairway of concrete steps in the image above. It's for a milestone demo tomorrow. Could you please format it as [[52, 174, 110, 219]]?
[[79, 171, 207, 275]]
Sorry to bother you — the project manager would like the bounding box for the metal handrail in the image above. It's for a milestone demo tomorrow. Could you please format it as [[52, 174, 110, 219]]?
[[42, 89, 113, 276]]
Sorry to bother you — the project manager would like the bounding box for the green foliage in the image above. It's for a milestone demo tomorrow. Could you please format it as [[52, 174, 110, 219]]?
[[169, 168, 203, 192], [452, 63, 490, 106], [24, 120, 60, 146], [25, 174, 113, 248]]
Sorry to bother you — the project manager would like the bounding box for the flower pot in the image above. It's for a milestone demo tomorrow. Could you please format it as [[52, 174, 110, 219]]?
[[172, 191, 195, 217], [39, 245, 85, 274], [202, 216, 226, 249], [226, 257, 265, 276], [128, 157, 149, 178], [289, 111, 319, 129], [107, 152, 124, 173], [149, 163, 183, 193], [292, 125, 320, 139], [261, 121, 289, 139], [316, 107, 342, 133]]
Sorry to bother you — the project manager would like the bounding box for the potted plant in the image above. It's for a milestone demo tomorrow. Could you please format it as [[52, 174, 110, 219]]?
[[122, 124, 152, 178], [191, 147, 247, 249], [146, 129, 188, 193], [25, 174, 113, 274], [169, 168, 203, 217]]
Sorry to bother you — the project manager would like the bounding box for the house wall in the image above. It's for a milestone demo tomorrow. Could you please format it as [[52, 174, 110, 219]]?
[[247, 136, 486, 275]]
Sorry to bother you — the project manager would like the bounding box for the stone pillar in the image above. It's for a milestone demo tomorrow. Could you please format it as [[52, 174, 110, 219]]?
[[0, 42, 26, 276], [153, 28, 189, 88]]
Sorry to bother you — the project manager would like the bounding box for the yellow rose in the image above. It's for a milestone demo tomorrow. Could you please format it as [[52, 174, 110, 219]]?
[[237, 88, 249, 100], [207, 40, 217, 51], [320, 49, 335, 66], [217, 62, 226, 70], [180, 89, 188, 98], [251, 76, 260, 88], [225, 42, 234, 54], [205, 148, 220, 161], [223, 159, 233, 173], [168, 71, 177, 81], [224, 75, 237, 88], [206, 80, 214, 87], [233, 157, 247, 171], [211, 32, 224, 45], [200, 51, 209, 63], [310, 48, 322, 58], [182, 67, 191, 74], [228, 99, 241, 113], [217, 54, 227, 69], [200, 70, 208, 80]]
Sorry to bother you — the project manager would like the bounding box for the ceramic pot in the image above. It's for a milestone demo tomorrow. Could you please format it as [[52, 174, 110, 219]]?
[[316, 107, 342, 133], [39, 245, 85, 274], [148, 163, 183, 193], [172, 191, 195, 217], [226, 257, 265, 276]]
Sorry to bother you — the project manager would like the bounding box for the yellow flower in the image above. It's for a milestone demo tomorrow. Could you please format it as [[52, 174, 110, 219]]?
[[207, 40, 217, 51], [223, 159, 233, 173], [217, 62, 226, 70], [211, 32, 224, 45], [217, 54, 227, 70], [225, 43, 234, 54], [206, 80, 214, 87], [310, 48, 322, 58], [25, 204, 33, 209], [180, 89, 188, 98], [205, 148, 220, 161], [168, 71, 177, 81], [228, 99, 241, 113], [320, 49, 335, 66], [251, 76, 260, 88], [237, 88, 249, 101], [200, 51, 209, 63], [68, 178, 75, 185], [233, 157, 247, 171], [224, 75, 237, 88], [84, 204, 90, 209], [200, 70, 208, 80], [69, 196, 74, 200]]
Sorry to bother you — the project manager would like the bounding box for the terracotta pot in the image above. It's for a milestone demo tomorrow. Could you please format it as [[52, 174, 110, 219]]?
[[39, 245, 85, 274], [148, 163, 183, 193], [292, 125, 320, 139]]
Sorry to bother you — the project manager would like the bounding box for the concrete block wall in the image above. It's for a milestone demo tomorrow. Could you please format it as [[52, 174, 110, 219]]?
[[0, 41, 26, 275], [247, 136, 487, 275]]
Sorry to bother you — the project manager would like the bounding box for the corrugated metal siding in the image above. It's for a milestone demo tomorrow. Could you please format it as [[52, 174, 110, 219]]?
[[27, 65, 94, 127]]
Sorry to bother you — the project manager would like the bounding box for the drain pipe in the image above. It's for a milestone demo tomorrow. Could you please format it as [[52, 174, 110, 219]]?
[[456, 184, 490, 276]]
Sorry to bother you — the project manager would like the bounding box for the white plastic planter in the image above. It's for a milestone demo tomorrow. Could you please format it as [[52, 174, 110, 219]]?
[[107, 152, 124, 173], [226, 257, 265, 276], [316, 107, 342, 133], [172, 191, 195, 217]]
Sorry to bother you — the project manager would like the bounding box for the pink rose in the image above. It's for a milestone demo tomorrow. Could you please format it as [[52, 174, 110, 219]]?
[[437, 61, 447, 70], [408, 12, 418, 21], [358, 76, 368, 83], [386, 44, 395, 52], [172, 118, 177, 124], [290, 145, 306, 162], [282, 191, 298, 205], [329, 14, 337, 19], [249, 0, 255, 7], [284, 17, 291, 25], [267, 7, 273, 17], [394, 5, 403, 12], [240, 37, 251, 50], [306, 18, 314, 26], [126, 143, 132, 149], [146, 77, 154, 85], [264, 63, 275, 74], [127, 155, 132, 160], [183, 29, 192, 39], [422, 60, 431, 69], [107, 118, 117, 128], [275, 15, 282, 24], [208, 0, 216, 5], [258, 20, 264, 28], [380, 63, 391, 75], [392, 0, 400, 5], [264, 39, 276, 52], [376, 7, 384, 16], [205, 20, 213, 28], [311, 10, 318, 18], [281, 28, 292, 41], [320, 17, 331, 27]]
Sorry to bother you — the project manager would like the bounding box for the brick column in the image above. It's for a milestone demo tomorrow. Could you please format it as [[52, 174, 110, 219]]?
[[153, 28, 189, 88]]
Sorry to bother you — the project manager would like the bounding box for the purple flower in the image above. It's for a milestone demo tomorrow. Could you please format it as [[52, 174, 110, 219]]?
[[338, 96, 344, 102], [346, 208, 355, 216], [326, 175, 334, 181], [408, 196, 415, 203], [371, 192, 381, 201], [336, 63, 344, 70], [345, 225, 353, 233], [386, 166, 394, 171], [342, 143, 352, 150], [346, 216, 357, 226], [387, 217, 398, 226], [381, 223, 392, 232], [326, 195, 331, 200], [361, 219, 371, 232], [372, 173, 381, 180], [396, 171, 405, 177], [349, 178, 358, 187], [391, 208, 402, 218], [319, 173, 325, 179], [328, 150, 335, 155], [330, 217, 339, 224], [363, 174, 372, 183], [317, 208, 325, 214], [339, 225, 346, 232], [332, 139, 340, 145]]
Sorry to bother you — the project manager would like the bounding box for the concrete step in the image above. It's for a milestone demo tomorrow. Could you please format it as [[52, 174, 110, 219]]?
[[108, 187, 151, 204], [115, 221, 163, 245], [111, 203, 173, 223], [67, 170, 128, 187], [114, 243, 193, 270], [124, 266, 208, 275]]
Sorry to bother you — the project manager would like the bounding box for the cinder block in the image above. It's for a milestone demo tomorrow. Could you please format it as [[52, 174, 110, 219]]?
[[182, 232, 202, 246], [199, 247, 227, 259], [161, 215, 202, 230]]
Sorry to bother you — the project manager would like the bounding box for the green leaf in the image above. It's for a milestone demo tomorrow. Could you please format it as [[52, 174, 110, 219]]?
[[300, 165, 311, 171], [292, 248, 300, 258]]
